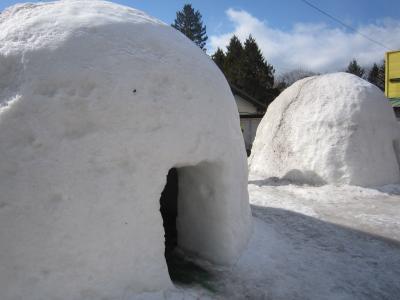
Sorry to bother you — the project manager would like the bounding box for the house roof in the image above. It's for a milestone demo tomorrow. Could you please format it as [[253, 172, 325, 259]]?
[[230, 84, 267, 111]]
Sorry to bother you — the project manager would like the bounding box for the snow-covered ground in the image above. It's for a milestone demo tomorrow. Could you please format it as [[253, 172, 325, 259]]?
[[249, 178, 400, 241], [153, 180, 400, 300]]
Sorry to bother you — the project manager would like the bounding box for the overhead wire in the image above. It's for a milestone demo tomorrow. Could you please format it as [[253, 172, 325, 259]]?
[[300, 0, 393, 51]]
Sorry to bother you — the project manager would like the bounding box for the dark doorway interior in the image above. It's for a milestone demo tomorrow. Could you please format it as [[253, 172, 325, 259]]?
[[159, 167, 215, 290], [160, 168, 178, 257], [160, 167, 214, 289]]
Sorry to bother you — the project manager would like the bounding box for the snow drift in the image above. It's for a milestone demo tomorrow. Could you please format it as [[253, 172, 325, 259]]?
[[249, 72, 400, 186], [0, 1, 251, 299]]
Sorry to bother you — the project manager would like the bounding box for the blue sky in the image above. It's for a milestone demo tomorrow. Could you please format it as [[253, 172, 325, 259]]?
[[2, 1, 399, 34], [1, 0, 400, 73]]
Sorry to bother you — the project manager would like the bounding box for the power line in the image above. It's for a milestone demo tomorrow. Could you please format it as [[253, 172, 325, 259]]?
[[300, 0, 393, 51]]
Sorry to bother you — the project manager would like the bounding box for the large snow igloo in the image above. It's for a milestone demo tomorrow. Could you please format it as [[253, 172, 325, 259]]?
[[0, 1, 251, 299], [249, 72, 400, 187]]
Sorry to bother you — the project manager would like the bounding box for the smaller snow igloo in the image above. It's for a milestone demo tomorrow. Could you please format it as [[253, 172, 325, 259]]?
[[249, 72, 400, 186], [0, 1, 251, 299]]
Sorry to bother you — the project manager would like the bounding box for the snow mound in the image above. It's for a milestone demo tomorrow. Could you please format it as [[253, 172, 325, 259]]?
[[0, 1, 251, 299], [249, 72, 400, 186]]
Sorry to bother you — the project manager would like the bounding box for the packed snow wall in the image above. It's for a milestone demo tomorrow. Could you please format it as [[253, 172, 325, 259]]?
[[0, 1, 251, 299], [249, 73, 400, 187]]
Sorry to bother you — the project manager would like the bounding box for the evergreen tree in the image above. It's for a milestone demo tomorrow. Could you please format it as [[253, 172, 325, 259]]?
[[241, 35, 275, 102], [211, 48, 226, 71], [172, 4, 208, 50], [378, 61, 385, 91], [368, 63, 380, 88], [346, 59, 365, 78], [367, 62, 385, 91], [213, 35, 277, 105], [223, 35, 244, 87]]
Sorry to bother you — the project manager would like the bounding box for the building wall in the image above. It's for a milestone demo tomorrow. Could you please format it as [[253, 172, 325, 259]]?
[[240, 117, 262, 154], [234, 94, 264, 154], [234, 95, 258, 114]]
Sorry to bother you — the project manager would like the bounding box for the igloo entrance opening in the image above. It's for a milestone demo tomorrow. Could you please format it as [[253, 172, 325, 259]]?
[[160, 168, 178, 257], [159, 166, 214, 286]]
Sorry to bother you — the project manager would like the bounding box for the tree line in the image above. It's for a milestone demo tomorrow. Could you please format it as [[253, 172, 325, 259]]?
[[172, 4, 386, 106], [172, 4, 278, 106], [212, 36, 279, 105], [345, 59, 385, 91]]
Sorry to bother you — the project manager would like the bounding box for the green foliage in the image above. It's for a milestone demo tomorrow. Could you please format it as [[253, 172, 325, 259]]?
[[211, 48, 225, 71], [241, 35, 275, 102], [172, 4, 208, 50], [378, 61, 385, 90], [368, 63, 379, 82], [223, 35, 244, 86], [368, 63, 379, 84], [367, 63, 385, 91], [346, 59, 365, 78], [212, 35, 275, 105]]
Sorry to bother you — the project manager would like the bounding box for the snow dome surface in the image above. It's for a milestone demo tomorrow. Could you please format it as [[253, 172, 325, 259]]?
[[0, 1, 251, 299], [249, 72, 400, 187]]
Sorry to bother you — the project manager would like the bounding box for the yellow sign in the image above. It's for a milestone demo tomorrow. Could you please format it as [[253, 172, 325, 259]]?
[[385, 50, 400, 99]]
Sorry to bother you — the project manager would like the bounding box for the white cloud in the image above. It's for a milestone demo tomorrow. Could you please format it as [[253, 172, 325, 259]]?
[[209, 9, 400, 74]]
